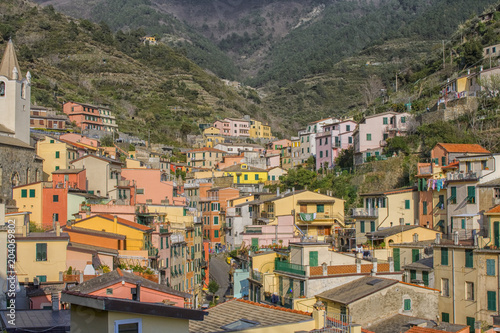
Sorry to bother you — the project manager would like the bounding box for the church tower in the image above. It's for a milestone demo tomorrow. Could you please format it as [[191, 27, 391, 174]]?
[[0, 39, 31, 145]]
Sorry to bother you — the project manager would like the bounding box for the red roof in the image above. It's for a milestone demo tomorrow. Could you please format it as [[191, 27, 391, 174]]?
[[437, 143, 490, 154], [441, 161, 459, 169]]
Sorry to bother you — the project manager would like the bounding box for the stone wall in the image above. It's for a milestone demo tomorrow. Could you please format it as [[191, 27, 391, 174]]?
[[0, 144, 43, 209]]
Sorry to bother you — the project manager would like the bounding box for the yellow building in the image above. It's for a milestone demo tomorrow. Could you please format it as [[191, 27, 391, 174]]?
[[15, 224, 69, 283], [250, 120, 272, 139], [186, 147, 225, 169], [222, 164, 267, 184], [36, 136, 78, 181], [257, 190, 345, 241], [72, 215, 152, 252], [13, 182, 44, 226], [126, 157, 146, 169]]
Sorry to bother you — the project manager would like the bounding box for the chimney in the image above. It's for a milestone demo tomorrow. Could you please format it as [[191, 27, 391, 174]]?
[[435, 233, 441, 245], [453, 231, 459, 245], [56, 222, 61, 237], [51, 293, 59, 311], [356, 258, 361, 274], [113, 215, 118, 234]]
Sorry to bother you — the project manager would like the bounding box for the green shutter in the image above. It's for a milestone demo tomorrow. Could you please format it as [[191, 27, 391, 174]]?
[[404, 299, 411, 311], [412, 249, 419, 263], [410, 270, 416, 281], [317, 204, 324, 213], [21, 189, 27, 198], [405, 200, 410, 209], [393, 248, 400, 271], [55, 151, 60, 158], [488, 291, 497, 311], [370, 221, 375, 232], [441, 156, 446, 166], [450, 187, 457, 204], [442, 313, 449, 323], [383, 117, 388, 125], [461, 219, 466, 229], [487, 259, 495, 276], [441, 248, 449, 266], [255, 174, 259, 181], [467, 186, 475, 204], [495, 222, 500, 248], [466, 317, 475, 333], [309, 251, 318, 267], [360, 221, 365, 233], [465, 249, 473, 268], [29, 189, 35, 198], [252, 238, 259, 249], [422, 271, 429, 286]]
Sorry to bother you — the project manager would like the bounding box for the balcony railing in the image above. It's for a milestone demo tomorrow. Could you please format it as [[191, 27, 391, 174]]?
[[244, 227, 262, 234], [351, 208, 378, 217], [260, 212, 275, 219], [274, 259, 306, 276], [446, 171, 478, 181], [249, 270, 263, 283]]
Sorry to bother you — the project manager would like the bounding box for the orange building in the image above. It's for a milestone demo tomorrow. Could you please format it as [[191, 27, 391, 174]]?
[[62, 101, 118, 132], [217, 154, 244, 169], [52, 168, 86, 191], [201, 187, 239, 251]]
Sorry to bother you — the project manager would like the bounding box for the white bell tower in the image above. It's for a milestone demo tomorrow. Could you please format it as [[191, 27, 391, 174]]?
[[0, 39, 31, 145]]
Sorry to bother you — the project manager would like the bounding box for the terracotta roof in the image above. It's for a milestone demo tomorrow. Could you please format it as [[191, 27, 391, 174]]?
[[486, 204, 500, 214], [70, 154, 122, 165], [52, 168, 85, 174], [186, 147, 225, 153], [189, 298, 312, 332], [437, 143, 490, 154], [441, 161, 459, 169], [222, 164, 267, 173], [405, 326, 459, 333]]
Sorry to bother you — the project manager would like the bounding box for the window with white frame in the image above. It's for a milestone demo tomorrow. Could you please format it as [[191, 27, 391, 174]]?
[[114, 318, 142, 333]]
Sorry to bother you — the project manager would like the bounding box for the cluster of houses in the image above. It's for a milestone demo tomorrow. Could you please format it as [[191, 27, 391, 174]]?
[[4, 36, 500, 332]]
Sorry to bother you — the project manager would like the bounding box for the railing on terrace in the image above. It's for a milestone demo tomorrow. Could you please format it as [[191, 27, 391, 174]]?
[[351, 208, 378, 217], [249, 270, 263, 283], [260, 212, 275, 219], [321, 313, 353, 333], [244, 227, 262, 234], [274, 259, 306, 276], [446, 171, 478, 181]]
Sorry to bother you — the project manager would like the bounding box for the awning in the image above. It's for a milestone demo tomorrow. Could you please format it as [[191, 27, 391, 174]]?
[[451, 213, 478, 217]]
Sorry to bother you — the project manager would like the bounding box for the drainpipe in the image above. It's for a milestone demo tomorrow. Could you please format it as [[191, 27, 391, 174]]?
[[452, 248, 456, 323]]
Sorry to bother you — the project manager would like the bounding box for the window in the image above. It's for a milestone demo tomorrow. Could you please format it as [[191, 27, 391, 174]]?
[[466, 282, 474, 301], [461, 218, 466, 229], [467, 186, 475, 204], [405, 200, 410, 209], [487, 259, 495, 276], [346, 125, 351, 131], [360, 221, 365, 233], [438, 195, 445, 209], [29, 189, 35, 198], [366, 133, 372, 141], [383, 117, 388, 125], [410, 270, 416, 281], [106, 288, 113, 295], [441, 278, 449, 297], [370, 221, 375, 232], [465, 249, 473, 268], [442, 156, 446, 166], [348, 137, 353, 144], [495, 188, 500, 199], [36, 243, 47, 261], [36, 275, 47, 283], [21, 189, 27, 198], [255, 174, 259, 181], [317, 204, 324, 213], [214, 230, 219, 238], [450, 187, 457, 204], [423, 201, 427, 215], [412, 249, 419, 263], [441, 248, 449, 265], [422, 271, 429, 286], [55, 151, 60, 159], [114, 318, 142, 333], [403, 299, 411, 311], [53, 213, 59, 222], [401, 117, 406, 123], [214, 216, 219, 225], [442, 312, 449, 323], [320, 151, 323, 158], [0, 81, 4, 96], [488, 291, 497, 311], [53, 195, 59, 202], [55, 166, 59, 171]]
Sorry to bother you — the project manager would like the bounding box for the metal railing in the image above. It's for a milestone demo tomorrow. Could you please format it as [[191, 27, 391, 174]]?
[[323, 313, 353, 333], [446, 171, 478, 181], [249, 270, 263, 283], [351, 208, 378, 217], [274, 259, 306, 276]]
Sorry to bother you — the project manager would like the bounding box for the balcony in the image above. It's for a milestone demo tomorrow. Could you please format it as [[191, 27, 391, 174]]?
[[148, 246, 159, 258], [260, 212, 275, 219], [249, 270, 263, 283], [418, 163, 432, 176], [274, 259, 306, 276], [446, 171, 479, 181], [171, 234, 185, 244], [244, 226, 262, 234], [351, 208, 378, 217]]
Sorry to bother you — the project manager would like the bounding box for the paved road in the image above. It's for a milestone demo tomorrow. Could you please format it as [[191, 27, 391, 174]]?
[[208, 254, 231, 302]]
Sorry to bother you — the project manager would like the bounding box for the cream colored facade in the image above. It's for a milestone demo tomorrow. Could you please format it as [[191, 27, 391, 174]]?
[[259, 190, 345, 241], [355, 188, 418, 243], [15, 231, 69, 282], [70, 155, 121, 199], [434, 245, 498, 327], [36, 136, 78, 181], [13, 182, 43, 226]]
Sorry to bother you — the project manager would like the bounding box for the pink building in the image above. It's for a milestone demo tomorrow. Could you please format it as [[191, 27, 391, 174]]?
[[242, 215, 301, 248], [353, 111, 410, 165], [121, 168, 186, 206], [79, 203, 136, 222], [316, 120, 357, 170], [59, 133, 100, 148], [214, 118, 250, 137]]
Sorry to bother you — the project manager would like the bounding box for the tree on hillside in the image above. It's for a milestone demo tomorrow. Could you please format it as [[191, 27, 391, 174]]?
[[461, 39, 483, 68], [360, 75, 385, 110], [208, 280, 219, 304], [100, 135, 114, 147], [335, 146, 354, 170]]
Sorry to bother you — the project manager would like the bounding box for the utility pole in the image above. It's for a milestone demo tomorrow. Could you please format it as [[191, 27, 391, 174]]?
[[443, 40, 445, 69], [395, 72, 398, 93]]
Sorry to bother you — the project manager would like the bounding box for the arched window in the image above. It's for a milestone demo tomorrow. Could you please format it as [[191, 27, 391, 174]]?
[[11, 172, 20, 187], [0, 81, 5, 96], [26, 168, 31, 183]]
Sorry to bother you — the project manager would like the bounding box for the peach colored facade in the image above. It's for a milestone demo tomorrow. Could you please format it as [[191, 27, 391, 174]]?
[[214, 118, 250, 137], [59, 133, 99, 148], [89, 281, 185, 307], [121, 168, 185, 206], [80, 204, 136, 222], [66, 247, 115, 272], [242, 215, 301, 248], [217, 154, 245, 169]]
